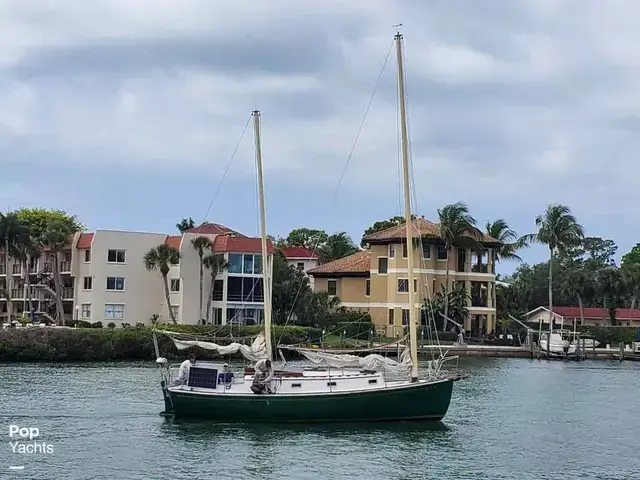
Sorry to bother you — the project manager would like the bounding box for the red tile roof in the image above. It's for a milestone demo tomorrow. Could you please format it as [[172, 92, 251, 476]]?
[[308, 250, 371, 276], [281, 246, 319, 259], [186, 223, 244, 236], [213, 236, 275, 254], [550, 306, 640, 321], [76, 232, 94, 249], [165, 235, 182, 249], [362, 217, 500, 245]]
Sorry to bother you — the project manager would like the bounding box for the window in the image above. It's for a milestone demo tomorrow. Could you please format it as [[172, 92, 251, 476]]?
[[402, 309, 409, 325], [378, 257, 388, 274], [402, 242, 408, 258], [64, 251, 72, 263], [368, 379, 378, 384], [365, 279, 371, 297], [83, 277, 92, 290], [170, 305, 179, 321], [84, 249, 91, 262], [397, 278, 409, 293], [212, 307, 223, 325], [388, 244, 395, 258], [422, 244, 431, 259], [327, 280, 337, 296], [170, 279, 180, 292], [254, 255, 263, 275], [213, 280, 224, 301], [107, 249, 126, 263], [106, 277, 125, 291], [297, 262, 305, 270], [243, 255, 254, 274], [414, 278, 418, 294], [104, 304, 124, 319], [81, 304, 91, 319], [388, 309, 394, 325], [227, 277, 264, 302], [437, 245, 447, 260]]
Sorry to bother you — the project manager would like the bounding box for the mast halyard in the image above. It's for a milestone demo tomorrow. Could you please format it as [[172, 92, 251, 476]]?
[[395, 31, 420, 382], [252, 110, 273, 360]]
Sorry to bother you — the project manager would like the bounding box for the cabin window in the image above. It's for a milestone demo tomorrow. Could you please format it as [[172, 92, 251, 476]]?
[[368, 379, 378, 384], [378, 257, 388, 274], [327, 381, 337, 387], [292, 383, 302, 388]]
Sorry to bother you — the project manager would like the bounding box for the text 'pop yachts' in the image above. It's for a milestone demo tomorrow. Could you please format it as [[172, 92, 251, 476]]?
[[9, 425, 54, 454]]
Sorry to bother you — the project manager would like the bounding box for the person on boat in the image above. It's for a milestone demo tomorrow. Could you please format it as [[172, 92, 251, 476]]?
[[251, 358, 274, 394], [175, 353, 195, 386]]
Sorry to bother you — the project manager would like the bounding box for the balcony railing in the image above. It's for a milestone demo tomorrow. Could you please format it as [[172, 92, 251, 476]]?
[[60, 262, 71, 273], [471, 264, 489, 273], [226, 293, 265, 302], [12, 264, 22, 275], [10, 288, 23, 299], [213, 291, 223, 302], [62, 287, 74, 299]]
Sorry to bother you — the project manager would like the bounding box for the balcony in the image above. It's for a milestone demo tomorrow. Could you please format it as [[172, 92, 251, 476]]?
[[12, 264, 22, 275], [0, 265, 5, 274], [62, 287, 74, 299], [10, 288, 23, 299], [471, 264, 489, 273], [60, 262, 71, 273]]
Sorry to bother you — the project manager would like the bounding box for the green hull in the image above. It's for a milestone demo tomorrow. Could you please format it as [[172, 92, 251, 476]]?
[[165, 379, 454, 423]]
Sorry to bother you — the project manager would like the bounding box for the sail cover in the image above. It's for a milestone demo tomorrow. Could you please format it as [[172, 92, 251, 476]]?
[[293, 346, 413, 376], [160, 331, 268, 362]]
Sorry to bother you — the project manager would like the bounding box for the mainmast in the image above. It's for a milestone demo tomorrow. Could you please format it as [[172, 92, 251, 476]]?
[[252, 110, 273, 360], [395, 30, 419, 382]]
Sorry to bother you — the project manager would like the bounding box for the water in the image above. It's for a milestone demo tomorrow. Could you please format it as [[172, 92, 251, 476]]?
[[1, 358, 639, 479]]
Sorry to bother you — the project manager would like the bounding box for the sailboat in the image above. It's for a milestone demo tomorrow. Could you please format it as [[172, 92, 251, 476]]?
[[153, 30, 463, 422]]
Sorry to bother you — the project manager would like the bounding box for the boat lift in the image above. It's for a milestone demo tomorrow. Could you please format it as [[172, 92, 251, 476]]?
[[508, 314, 534, 347]]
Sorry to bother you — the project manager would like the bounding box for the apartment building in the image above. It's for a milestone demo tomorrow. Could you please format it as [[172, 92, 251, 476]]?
[[281, 246, 319, 288], [1, 223, 274, 326], [308, 217, 501, 337]]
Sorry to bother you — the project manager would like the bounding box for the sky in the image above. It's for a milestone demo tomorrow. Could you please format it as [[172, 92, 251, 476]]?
[[1, 0, 639, 275]]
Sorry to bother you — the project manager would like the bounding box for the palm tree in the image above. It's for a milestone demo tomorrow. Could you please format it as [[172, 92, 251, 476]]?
[[144, 244, 181, 324], [40, 221, 72, 325], [560, 268, 589, 327], [622, 263, 640, 321], [437, 202, 477, 327], [0, 212, 30, 321], [319, 232, 359, 264], [485, 219, 529, 262], [526, 204, 584, 330], [191, 236, 212, 322], [203, 253, 228, 324], [597, 267, 626, 326]]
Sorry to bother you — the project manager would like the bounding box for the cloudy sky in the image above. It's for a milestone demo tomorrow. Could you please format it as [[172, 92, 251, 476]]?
[[1, 0, 638, 273]]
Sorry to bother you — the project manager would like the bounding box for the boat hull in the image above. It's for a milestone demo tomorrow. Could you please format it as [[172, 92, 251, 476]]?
[[166, 378, 454, 423]]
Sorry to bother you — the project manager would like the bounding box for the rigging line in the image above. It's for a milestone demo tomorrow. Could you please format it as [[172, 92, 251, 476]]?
[[275, 38, 396, 347], [195, 114, 252, 235]]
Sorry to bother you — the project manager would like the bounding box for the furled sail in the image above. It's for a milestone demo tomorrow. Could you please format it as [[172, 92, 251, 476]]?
[[160, 330, 268, 362], [293, 346, 414, 376]]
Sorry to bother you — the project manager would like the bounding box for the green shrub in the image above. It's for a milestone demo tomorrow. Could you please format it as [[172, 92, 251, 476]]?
[[135, 322, 145, 328], [92, 322, 103, 329], [121, 323, 130, 329], [335, 322, 374, 340], [71, 320, 92, 328], [107, 322, 116, 329]]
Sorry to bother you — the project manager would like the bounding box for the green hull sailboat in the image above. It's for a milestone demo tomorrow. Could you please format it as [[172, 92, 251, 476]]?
[[154, 29, 463, 423]]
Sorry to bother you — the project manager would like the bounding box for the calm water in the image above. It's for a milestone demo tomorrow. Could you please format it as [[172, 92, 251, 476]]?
[[1, 358, 639, 479]]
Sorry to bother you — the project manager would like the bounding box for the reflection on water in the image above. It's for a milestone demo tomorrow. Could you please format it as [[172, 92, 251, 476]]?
[[2, 358, 640, 479]]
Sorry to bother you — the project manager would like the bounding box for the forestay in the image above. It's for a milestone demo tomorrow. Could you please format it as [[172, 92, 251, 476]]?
[[160, 331, 268, 362]]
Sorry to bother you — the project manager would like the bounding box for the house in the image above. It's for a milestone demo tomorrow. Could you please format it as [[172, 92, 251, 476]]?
[[281, 246, 320, 288], [308, 217, 501, 337], [523, 306, 640, 328], [1, 223, 274, 326]]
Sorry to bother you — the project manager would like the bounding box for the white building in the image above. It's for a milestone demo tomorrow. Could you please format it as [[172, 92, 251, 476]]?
[[281, 246, 319, 288], [1, 223, 274, 326]]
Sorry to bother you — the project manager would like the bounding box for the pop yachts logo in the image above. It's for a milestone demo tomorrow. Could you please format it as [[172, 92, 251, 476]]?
[[9, 425, 54, 454]]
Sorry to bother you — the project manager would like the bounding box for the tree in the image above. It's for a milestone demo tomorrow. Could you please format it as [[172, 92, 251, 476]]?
[[622, 263, 640, 315], [320, 232, 359, 263], [203, 253, 228, 323], [597, 267, 626, 326], [14, 236, 42, 316], [191, 236, 212, 322], [560, 268, 590, 327], [271, 251, 312, 324], [361, 215, 416, 247], [40, 221, 72, 325], [285, 229, 328, 251], [485, 219, 529, 262], [526, 204, 584, 330], [437, 202, 477, 327], [0, 212, 30, 321], [143, 244, 181, 324], [176, 217, 195, 233], [296, 291, 340, 328], [424, 283, 469, 331], [622, 243, 640, 268], [15, 208, 82, 239]]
